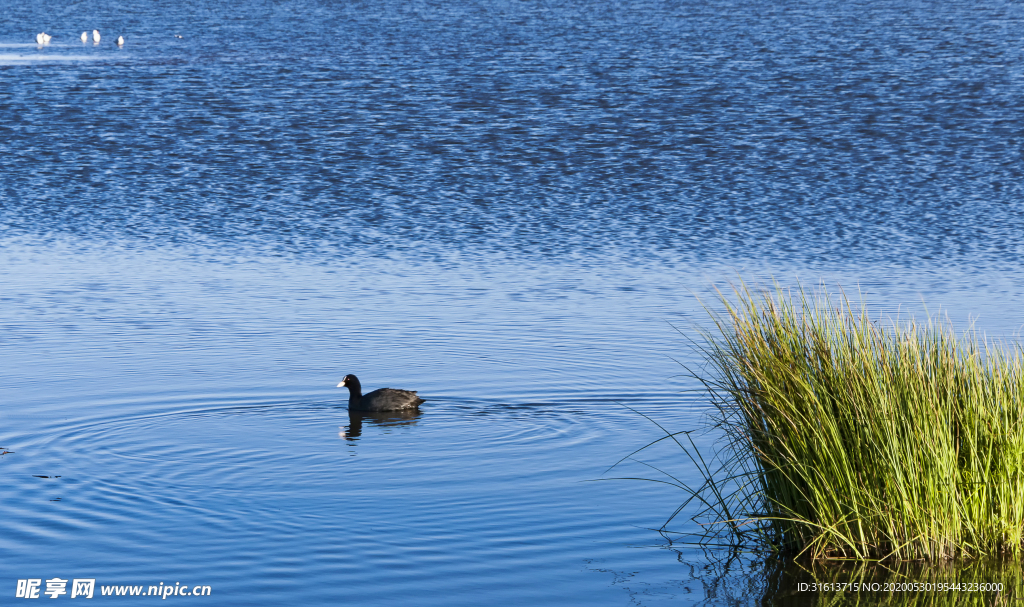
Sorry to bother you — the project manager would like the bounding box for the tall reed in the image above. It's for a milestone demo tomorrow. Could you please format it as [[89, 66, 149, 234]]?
[[696, 283, 1024, 560]]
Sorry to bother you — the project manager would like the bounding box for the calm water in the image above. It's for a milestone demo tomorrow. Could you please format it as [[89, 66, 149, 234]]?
[[3, 0, 1024, 604]]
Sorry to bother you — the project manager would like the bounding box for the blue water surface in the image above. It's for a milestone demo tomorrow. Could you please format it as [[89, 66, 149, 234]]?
[[3, 0, 1024, 604]]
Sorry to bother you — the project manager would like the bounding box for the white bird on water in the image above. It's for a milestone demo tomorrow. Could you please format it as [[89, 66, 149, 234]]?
[[81, 31, 88, 43], [117, 36, 124, 46], [36, 33, 52, 45], [92, 29, 101, 43]]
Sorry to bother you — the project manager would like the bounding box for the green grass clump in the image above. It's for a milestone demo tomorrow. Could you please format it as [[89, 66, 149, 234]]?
[[697, 283, 1024, 560]]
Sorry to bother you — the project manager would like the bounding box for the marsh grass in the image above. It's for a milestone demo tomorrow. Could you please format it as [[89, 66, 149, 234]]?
[[667, 283, 1024, 561]]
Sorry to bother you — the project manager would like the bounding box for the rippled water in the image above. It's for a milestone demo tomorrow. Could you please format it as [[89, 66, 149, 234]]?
[[3, 0, 1024, 604]]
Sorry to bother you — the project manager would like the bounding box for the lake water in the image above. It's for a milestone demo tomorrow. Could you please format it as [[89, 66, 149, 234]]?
[[2, 0, 1024, 604]]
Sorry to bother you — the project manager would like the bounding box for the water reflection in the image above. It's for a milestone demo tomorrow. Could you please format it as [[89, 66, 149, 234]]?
[[669, 548, 1024, 606], [339, 409, 422, 440]]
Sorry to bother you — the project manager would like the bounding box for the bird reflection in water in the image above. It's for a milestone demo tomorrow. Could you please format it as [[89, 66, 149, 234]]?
[[339, 408, 422, 440]]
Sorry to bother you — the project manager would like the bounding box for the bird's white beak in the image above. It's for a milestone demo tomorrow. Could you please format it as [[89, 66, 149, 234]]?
[[337, 381, 346, 388]]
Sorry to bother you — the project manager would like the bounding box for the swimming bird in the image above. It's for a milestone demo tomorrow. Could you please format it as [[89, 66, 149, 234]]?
[[81, 31, 87, 43], [338, 375, 424, 411], [36, 33, 51, 45], [92, 29, 101, 43], [117, 36, 124, 46]]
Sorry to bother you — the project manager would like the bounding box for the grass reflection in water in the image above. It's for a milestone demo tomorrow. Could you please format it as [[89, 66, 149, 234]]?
[[682, 552, 1023, 606]]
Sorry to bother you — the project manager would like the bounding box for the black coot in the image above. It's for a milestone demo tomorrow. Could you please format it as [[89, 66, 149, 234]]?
[[337, 375, 424, 411]]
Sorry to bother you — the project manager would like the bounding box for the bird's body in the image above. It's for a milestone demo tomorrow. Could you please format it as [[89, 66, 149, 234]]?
[[36, 33, 51, 45], [338, 375, 424, 411], [92, 29, 101, 43], [117, 36, 124, 46], [81, 31, 88, 43]]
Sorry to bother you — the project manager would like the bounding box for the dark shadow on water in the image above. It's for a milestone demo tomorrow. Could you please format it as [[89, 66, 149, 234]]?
[[660, 547, 1024, 606], [339, 409, 422, 441]]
